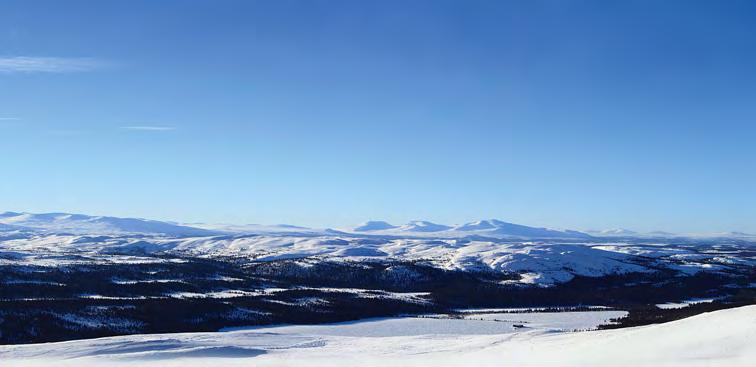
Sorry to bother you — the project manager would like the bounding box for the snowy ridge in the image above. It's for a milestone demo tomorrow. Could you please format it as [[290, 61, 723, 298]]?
[[3, 211, 754, 240], [0, 212, 215, 237], [346, 219, 592, 239], [398, 221, 452, 232], [181, 222, 333, 235], [1, 212, 595, 239], [3, 232, 752, 286], [161, 236, 651, 284], [353, 221, 398, 232], [587, 228, 638, 236]]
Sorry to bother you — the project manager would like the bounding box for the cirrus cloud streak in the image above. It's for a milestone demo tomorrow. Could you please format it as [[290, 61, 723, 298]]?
[[0, 56, 103, 73]]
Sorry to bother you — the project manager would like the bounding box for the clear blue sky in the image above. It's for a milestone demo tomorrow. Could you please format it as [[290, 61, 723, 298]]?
[[1, 1, 755, 232]]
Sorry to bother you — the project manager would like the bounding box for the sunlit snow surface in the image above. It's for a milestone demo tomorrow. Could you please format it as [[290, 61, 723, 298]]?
[[1, 306, 753, 367], [2, 232, 753, 286]]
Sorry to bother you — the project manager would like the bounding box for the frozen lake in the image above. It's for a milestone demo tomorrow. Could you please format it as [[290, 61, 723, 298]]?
[[229, 310, 628, 337]]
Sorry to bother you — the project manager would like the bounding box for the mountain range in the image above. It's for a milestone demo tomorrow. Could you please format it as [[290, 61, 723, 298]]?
[[0, 212, 593, 239], [1, 211, 753, 239], [0, 211, 214, 237], [350, 219, 592, 239]]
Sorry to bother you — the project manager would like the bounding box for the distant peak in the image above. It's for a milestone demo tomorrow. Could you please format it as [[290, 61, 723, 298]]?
[[399, 220, 451, 232], [353, 221, 397, 232], [453, 219, 498, 231]]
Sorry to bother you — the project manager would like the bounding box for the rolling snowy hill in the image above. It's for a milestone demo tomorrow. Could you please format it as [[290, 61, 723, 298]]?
[[3, 231, 753, 286]]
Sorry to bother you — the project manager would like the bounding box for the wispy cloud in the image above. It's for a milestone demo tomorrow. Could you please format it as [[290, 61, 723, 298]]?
[[0, 56, 103, 73], [0, 117, 21, 127], [120, 126, 176, 131]]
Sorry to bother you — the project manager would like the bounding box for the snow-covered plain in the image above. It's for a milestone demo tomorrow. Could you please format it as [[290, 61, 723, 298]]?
[[1, 306, 753, 367]]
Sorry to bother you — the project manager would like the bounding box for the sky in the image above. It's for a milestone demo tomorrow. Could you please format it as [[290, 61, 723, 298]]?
[[1, 0, 755, 233]]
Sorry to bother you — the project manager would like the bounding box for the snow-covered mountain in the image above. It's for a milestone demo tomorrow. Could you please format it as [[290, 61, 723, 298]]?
[[451, 219, 592, 239], [3, 211, 753, 241], [183, 222, 336, 235], [349, 219, 592, 239], [0, 212, 214, 237], [0, 212, 592, 239], [397, 220, 452, 232], [587, 228, 639, 236], [352, 221, 398, 232]]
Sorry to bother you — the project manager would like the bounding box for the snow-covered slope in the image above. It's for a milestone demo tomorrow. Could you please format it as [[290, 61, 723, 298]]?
[[0, 212, 214, 237], [5, 232, 750, 285], [0, 222, 26, 232], [1, 306, 753, 367], [161, 237, 652, 284]]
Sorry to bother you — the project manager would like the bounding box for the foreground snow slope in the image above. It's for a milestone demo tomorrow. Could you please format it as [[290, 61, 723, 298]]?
[[2, 306, 753, 367]]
